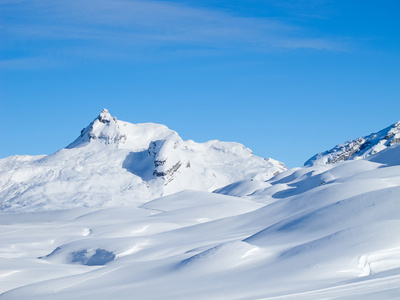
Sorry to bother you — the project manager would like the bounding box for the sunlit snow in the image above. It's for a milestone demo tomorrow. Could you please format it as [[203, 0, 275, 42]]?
[[0, 111, 399, 299]]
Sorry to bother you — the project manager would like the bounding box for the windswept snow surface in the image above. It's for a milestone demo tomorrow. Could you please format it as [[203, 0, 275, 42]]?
[[1, 147, 400, 298], [0, 109, 286, 212]]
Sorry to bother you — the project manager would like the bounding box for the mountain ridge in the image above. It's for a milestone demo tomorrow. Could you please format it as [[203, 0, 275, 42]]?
[[304, 120, 400, 166]]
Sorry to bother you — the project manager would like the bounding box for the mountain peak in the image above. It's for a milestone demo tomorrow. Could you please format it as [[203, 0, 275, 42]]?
[[98, 108, 113, 124], [66, 109, 182, 152], [67, 109, 124, 148]]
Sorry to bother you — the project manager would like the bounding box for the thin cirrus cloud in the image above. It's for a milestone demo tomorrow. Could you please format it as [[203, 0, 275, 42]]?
[[0, 0, 346, 69]]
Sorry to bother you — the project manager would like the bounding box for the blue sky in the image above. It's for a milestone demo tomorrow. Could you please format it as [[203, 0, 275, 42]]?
[[1, 0, 399, 168]]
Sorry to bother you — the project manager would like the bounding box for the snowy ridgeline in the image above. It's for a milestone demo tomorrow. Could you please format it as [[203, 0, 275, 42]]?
[[0, 109, 286, 212], [0, 110, 400, 299], [304, 121, 400, 166]]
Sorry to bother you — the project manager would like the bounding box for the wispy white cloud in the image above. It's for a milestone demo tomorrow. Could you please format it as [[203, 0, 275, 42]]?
[[0, 0, 348, 69]]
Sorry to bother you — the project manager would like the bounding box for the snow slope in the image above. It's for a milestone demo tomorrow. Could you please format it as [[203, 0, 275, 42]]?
[[0, 109, 286, 212], [1, 136, 399, 298], [304, 120, 400, 166]]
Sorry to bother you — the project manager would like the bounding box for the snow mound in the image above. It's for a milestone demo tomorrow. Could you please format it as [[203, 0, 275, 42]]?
[[305, 121, 400, 166], [367, 143, 400, 166], [177, 241, 263, 272]]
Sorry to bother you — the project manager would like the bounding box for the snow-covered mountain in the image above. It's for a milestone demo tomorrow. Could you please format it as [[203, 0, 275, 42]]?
[[304, 121, 400, 166], [1, 131, 399, 299], [0, 109, 286, 212]]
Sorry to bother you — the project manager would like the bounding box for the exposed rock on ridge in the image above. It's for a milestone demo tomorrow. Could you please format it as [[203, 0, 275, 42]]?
[[67, 109, 127, 147], [305, 121, 400, 166]]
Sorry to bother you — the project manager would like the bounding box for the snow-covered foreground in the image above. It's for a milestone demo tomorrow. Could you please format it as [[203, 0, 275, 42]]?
[[1, 143, 399, 299]]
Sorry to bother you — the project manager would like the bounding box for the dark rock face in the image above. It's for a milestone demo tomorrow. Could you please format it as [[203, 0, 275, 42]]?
[[148, 139, 185, 181], [153, 161, 182, 177]]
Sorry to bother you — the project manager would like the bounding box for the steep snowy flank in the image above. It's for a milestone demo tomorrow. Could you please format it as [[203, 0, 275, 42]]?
[[304, 121, 400, 166], [0, 109, 286, 212]]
